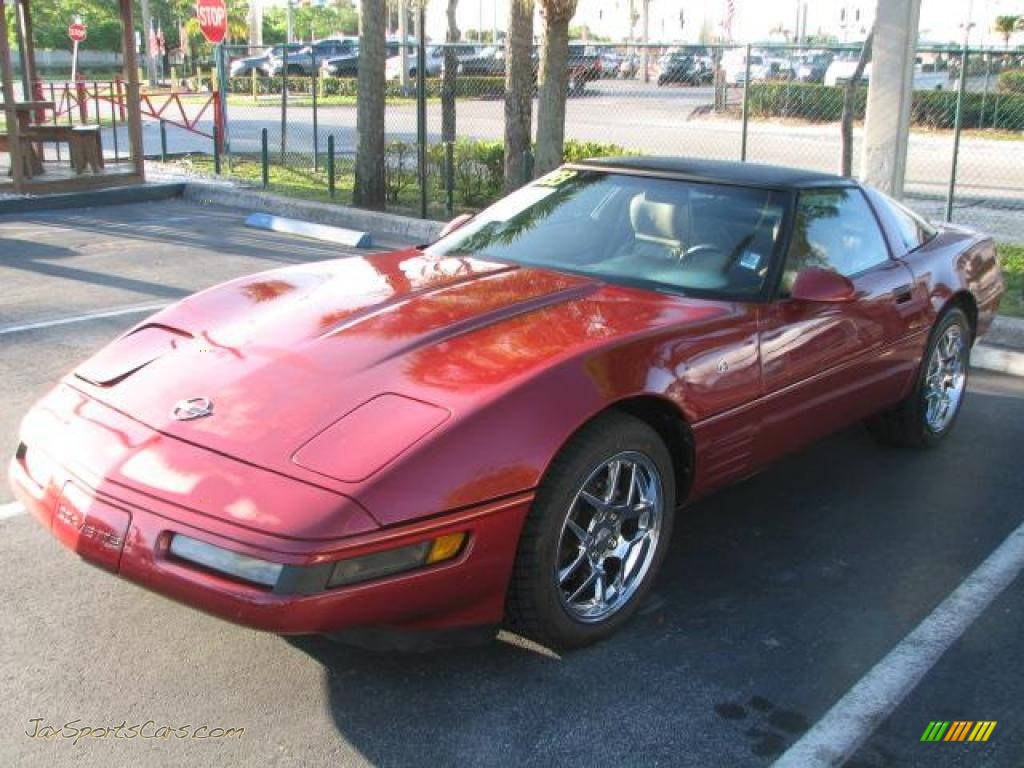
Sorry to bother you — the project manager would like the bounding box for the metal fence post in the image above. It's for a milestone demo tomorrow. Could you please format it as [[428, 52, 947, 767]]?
[[328, 134, 336, 199], [523, 148, 534, 186], [312, 49, 319, 173], [160, 119, 167, 162], [261, 127, 269, 189], [109, 81, 119, 162], [741, 44, 751, 162], [445, 140, 454, 217], [945, 45, 968, 223], [280, 47, 289, 163], [213, 125, 221, 175], [416, 16, 428, 220], [217, 43, 230, 167]]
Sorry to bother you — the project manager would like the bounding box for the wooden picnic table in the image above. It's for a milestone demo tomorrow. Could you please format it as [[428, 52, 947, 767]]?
[[1, 100, 56, 176]]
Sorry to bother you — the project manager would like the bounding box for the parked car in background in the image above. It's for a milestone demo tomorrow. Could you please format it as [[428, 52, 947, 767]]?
[[12, 157, 1002, 650], [267, 38, 357, 76], [321, 41, 406, 78], [656, 52, 714, 86], [792, 51, 834, 82], [229, 44, 303, 77], [599, 51, 623, 78], [617, 53, 640, 79], [723, 51, 769, 85], [568, 43, 604, 86], [385, 46, 444, 80], [764, 55, 795, 81], [824, 58, 950, 89], [457, 45, 506, 77]]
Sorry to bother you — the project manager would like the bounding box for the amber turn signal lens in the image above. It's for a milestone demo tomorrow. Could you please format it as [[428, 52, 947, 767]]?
[[426, 532, 467, 564]]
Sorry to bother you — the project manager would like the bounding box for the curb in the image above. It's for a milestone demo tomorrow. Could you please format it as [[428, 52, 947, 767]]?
[[0, 182, 185, 215], [182, 182, 443, 244], [973, 343, 1024, 377]]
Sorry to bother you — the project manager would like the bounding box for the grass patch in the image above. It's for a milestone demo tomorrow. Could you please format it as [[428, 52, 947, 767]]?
[[171, 154, 453, 219], [998, 243, 1024, 318]]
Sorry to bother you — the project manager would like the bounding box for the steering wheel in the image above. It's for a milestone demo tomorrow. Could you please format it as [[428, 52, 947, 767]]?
[[680, 243, 727, 264]]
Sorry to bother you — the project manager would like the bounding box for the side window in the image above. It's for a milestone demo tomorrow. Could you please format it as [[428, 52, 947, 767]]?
[[885, 196, 936, 252], [782, 188, 889, 292]]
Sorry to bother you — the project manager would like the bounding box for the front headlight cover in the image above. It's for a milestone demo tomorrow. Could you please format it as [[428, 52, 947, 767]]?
[[169, 534, 283, 587]]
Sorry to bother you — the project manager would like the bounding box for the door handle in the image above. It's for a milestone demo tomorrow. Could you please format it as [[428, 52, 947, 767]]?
[[892, 284, 913, 304]]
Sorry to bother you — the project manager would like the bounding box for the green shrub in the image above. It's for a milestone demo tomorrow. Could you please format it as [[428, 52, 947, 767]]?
[[384, 140, 417, 203], [997, 69, 1024, 95], [223, 75, 505, 100], [562, 139, 637, 162], [747, 81, 1024, 131]]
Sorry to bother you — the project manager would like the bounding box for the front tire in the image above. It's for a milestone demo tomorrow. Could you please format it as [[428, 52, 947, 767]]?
[[506, 412, 676, 649], [865, 306, 970, 448]]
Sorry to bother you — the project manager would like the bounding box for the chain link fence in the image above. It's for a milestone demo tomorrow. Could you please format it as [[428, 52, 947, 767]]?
[[173, 41, 1024, 238]]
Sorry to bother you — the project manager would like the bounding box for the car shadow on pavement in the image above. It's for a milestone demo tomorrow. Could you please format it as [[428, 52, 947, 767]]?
[[288, 381, 1023, 767]]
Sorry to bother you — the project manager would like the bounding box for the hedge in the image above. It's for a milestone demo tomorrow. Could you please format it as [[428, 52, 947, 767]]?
[[222, 75, 506, 99], [998, 69, 1024, 95], [748, 81, 1024, 131]]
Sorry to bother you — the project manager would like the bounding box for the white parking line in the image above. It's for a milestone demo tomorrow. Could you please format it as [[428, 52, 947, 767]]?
[[0, 303, 170, 336], [774, 520, 1024, 767], [0, 502, 26, 521]]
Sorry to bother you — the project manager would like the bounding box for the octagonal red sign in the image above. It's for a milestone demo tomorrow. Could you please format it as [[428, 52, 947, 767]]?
[[196, 0, 228, 45], [68, 22, 87, 43]]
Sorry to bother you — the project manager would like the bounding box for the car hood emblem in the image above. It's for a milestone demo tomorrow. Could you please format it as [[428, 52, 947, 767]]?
[[171, 396, 214, 421]]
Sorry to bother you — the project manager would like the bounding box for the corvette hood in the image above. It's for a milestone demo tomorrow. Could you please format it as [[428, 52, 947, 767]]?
[[70, 250, 623, 483]]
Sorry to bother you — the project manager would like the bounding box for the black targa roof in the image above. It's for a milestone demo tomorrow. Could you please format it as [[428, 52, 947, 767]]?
[[574, 156, 856, 190]]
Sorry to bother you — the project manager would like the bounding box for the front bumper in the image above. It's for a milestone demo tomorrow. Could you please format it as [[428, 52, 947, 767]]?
[[9, 393, 532, 636]]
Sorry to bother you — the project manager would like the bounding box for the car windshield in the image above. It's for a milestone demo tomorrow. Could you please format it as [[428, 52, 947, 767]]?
[[427, 170, 789, 297]]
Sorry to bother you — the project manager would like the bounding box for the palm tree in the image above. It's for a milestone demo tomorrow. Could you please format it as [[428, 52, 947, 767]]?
[[994, 15, 1022, 49], [535, 0, 578, 176], [503, 0, 536, 191], [354, 0, 388, 209]]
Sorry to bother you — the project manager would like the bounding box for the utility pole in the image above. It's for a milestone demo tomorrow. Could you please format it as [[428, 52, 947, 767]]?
[[249, 0, 263, 47], [860, 0, 923, 197], [641, 0, 650, 83], [287, 0, 294, 43], [140, 0, 157, 86]]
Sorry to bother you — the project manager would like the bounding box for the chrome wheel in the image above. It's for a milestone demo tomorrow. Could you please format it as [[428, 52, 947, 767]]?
[[924, 324, 966, 433], [555, 451, 664, 623]]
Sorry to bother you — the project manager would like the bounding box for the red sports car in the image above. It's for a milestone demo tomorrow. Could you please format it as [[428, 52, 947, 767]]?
[[10, 158, 1004, 649]]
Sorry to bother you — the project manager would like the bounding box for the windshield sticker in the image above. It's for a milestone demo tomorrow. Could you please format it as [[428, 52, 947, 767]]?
[[739, 251, 763, 271]]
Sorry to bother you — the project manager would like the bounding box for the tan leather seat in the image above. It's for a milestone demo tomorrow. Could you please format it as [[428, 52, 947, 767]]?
[[628, 195, 684, 259]]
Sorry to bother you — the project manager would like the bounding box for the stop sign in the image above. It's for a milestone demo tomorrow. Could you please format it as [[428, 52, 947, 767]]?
[[68, 22, 87, 43], [196, 0, 228, 45]]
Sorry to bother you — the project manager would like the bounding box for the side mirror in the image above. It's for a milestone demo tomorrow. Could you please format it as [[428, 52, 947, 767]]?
[[789, 267, 856, 303], [438, 213, 474, 239]]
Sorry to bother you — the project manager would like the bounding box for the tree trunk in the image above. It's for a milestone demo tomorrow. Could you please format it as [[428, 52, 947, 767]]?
[[535, 3, 575, 176], [441, 0, 459, 143], [503, 0, 535, 192], [354, 0, 387, 209], [840, 28, 874, 178]]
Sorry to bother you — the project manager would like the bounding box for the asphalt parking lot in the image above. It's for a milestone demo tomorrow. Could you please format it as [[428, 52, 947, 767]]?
[[1, 200, 1022, 768]]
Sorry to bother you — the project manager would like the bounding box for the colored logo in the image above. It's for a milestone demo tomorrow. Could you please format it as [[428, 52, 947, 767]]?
[[920, 721, 997, 742]]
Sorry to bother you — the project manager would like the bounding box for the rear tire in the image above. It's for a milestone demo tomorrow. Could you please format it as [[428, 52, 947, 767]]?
[[506, 412, 676, 649], [865, 307, 970, 449]]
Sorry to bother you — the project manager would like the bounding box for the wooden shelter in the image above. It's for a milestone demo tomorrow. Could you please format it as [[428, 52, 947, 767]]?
[[0, 0, 145, 193]]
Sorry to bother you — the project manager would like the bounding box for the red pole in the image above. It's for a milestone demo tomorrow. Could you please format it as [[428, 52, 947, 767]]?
[[116, 76, 126, 121], [212, 90, 224, 153], [76, 73, 88, 122], [32, 80, 45, 123]]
